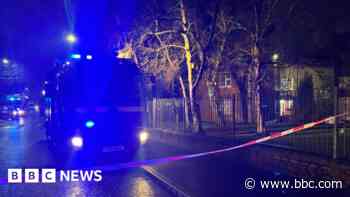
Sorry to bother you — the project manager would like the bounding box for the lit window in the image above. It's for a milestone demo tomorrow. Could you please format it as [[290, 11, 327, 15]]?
[[280, 99, 293, 116], [280, 78, 295, 91], [219, 72, 232, 88]]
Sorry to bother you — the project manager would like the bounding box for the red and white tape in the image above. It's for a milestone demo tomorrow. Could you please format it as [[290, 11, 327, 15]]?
[[96, 113, 348, 171]]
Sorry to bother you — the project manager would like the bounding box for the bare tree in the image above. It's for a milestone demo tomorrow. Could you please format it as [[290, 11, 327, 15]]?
[[120, 0, 228, 133], [228, 0, 301, 133]]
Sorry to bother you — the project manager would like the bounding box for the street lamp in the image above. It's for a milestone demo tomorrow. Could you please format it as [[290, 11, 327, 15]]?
[[66, 33, 77, 44], [272, 53, 279, 62], [2, 58, 9, 64]]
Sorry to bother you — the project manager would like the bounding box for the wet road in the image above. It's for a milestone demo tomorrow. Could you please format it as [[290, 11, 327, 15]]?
[[0, 113, 348, 197], [0, 113, 173, 197]]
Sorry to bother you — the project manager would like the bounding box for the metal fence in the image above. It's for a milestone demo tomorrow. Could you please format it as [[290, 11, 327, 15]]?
[[263, 96, 350, 160], [146, 97, 350, 160], [146, 98, 186, 131], [198, 97, 236, 129], [266, 124, 350, 160], [146, 97, 237, 131]]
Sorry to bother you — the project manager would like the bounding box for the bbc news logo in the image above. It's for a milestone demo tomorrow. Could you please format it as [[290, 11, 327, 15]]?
[[8, 169, 102, 183]]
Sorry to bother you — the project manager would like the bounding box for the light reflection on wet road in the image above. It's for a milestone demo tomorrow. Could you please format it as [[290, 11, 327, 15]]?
[[1, 169, 170, 197], [0, 114, 173, 197]]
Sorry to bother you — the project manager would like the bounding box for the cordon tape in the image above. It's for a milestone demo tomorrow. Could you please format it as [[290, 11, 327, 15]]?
[[95, 113, 348, 171], [0, 113, 347, 183]]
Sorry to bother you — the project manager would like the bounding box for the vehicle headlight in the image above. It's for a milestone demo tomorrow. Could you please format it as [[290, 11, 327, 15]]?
[[18, 109, 25, 116], [139, 130, 149, 144], [34, 105, 40, 112], [71, 136, 83, 148], [12, 110, 17, 116]]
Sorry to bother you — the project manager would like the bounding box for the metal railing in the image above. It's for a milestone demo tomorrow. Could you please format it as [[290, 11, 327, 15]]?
[[146, 97, 237, 131], [266, 124, 350, 161], [146, 97, 350, 160], [146, 98, 186, 131]]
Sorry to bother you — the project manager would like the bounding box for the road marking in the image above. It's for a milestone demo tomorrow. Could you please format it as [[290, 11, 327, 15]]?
[[142, 166, 191, 197]]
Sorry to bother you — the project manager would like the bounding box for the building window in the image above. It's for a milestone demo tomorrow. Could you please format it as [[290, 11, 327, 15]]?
[[280, 99, 293, 116], [218, 72, 232, 88], [280, 78, 295, 91], [319, 89, 331, 99]]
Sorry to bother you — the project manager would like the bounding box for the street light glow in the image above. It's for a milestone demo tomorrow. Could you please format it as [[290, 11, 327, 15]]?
[[272, 53, 279, 61], [2, 58, 9, 64], [66, 34, 77, 43]]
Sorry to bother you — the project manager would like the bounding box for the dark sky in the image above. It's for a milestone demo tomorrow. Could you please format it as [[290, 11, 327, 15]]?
[[0, 0, 349, 92], [0, 0, 136, 92], [0, 0, 67, 91]]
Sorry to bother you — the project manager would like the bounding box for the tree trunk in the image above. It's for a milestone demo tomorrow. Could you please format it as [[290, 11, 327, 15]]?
[[190, 90, 202, 132], [179, 76, 190, 129], [252, 44, 265, 133], [256, 84, 265, 133], [233, 75, 248, 123], [239, 86, 248, 123], [179, 0, 202, 133]]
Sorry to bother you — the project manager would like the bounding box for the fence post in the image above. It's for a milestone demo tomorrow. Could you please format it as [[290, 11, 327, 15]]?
[[183, 98, 186, 131], [333, 68, 339, 160], [153, 98, 158, 128], [232, 96, 236, 139], [146, 101, 150, 128]]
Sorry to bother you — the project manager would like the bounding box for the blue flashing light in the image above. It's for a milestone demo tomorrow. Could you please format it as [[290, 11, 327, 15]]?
[[86, 55, 93, 60], [85, 120, 95, 128], [70, 54, 81, 59], [7, 96, 20, 102]]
